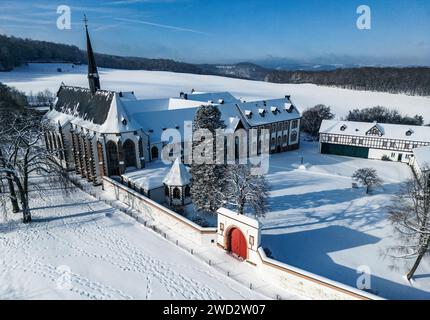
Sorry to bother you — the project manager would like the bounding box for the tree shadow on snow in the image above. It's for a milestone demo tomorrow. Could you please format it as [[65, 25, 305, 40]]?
[[262, 226, 430, 299], [265, 182, 401, 229]]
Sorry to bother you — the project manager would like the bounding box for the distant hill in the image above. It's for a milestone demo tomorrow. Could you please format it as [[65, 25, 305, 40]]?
[[0, 82, 28, 110], [1, 34, 429, 96], [265, 67, 430, 96]]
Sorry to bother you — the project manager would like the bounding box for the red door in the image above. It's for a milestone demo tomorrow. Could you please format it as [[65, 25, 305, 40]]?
[[230, 228, 247, 259]]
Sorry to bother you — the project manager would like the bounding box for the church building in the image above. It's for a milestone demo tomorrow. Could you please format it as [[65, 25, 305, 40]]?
[[43, 20, 302, 185]]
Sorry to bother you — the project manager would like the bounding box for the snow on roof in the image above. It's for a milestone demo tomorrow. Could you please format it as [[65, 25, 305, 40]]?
[[163, 158, 191, 186], [121, 162, 170, 190], [413, 146, 430, 171], [320, 120, 430, 142], [53, 85, 114, 125], [127, 103, 242, 143], [185, 91, 240, 104], [46, 85, 140, 134], [236, 99, 301, 127], [48, 84, 299, 137], [122, 97, 206, 113], [217, 207, 260, 229], [98, 93, 141, 133]]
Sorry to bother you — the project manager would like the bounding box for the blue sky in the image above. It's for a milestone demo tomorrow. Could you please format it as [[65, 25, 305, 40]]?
[[0, 0, 429, 65]]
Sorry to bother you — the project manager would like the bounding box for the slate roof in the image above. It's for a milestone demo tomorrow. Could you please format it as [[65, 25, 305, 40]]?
[[54, 85, 114, 125]]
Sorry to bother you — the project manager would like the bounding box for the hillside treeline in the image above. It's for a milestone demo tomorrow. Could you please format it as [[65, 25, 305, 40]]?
[[265, 67, 430, 96]]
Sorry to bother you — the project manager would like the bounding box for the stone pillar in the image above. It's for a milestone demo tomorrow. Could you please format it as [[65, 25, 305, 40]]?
[[117, 139, 125, 174]]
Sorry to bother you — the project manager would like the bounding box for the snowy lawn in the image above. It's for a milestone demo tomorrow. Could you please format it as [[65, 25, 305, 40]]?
[[0, 175, 266, 300], [261, 140, 430, 299], [1, 63, 429, 123]]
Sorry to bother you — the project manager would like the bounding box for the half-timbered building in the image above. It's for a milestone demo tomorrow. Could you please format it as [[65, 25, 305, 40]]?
[[319, 120, 430, 163]]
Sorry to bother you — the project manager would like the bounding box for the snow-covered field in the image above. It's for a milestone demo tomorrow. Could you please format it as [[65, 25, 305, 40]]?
[[1, 63, 429, 123], [0, 176, 266, 300], [2, 63, 430, 299], [262, 141, 430, 300]]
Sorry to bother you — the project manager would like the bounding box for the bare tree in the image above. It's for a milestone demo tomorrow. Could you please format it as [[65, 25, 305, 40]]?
[[221, 164, 269, 218], [0, 109, 70, 223], [387, 174, 430, 280], [352, 168, 383, 194]]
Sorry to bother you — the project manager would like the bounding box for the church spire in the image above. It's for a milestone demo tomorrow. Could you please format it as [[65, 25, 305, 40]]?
[[84, 15, 100, 94]]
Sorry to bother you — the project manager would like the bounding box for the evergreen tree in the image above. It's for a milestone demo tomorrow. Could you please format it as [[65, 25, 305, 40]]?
[[190, 105, 227, 214]]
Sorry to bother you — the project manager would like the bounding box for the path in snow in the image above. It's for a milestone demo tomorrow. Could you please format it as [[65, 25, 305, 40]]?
[[0, 175, 267, 300]]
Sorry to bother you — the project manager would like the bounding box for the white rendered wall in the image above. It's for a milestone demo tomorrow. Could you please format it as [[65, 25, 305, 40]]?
[[103, 177, 217, 246], [368, 148, 412, 163], [217, 208, 261, 265]]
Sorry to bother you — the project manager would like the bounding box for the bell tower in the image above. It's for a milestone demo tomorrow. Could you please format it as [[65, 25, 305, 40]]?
[[84, 15, 100, 94]]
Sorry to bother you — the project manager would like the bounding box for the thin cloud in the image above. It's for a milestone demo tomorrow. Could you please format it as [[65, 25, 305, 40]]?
[[0, 15, 52, 25], [114, 17, 210, 35]]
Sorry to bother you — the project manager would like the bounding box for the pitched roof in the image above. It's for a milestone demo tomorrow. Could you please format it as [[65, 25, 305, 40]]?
[[163, 158, 191, 186], [235, 98, 301, 127], [320, 120, 430, 142], [125, 103, 241, 143], [48, 85, 140, 134], [185, 91, 240, 104], [54, 85, 113, 125]]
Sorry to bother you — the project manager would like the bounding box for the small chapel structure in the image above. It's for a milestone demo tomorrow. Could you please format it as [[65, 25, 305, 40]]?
[[163, 158, 192, 212]]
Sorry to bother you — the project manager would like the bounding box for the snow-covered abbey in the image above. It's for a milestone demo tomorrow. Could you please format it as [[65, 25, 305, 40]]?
[[43, 22, 302, 187]]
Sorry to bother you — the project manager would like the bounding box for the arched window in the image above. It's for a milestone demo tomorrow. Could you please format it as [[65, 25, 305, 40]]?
[[173, 187, 181, 199], [271, 137, 276, 146], [283, 135, 288, 143], [151, 146, 159, 160], [291, 131, 298, 142], [123, 139, 137, 168], [185, 186, 191, 197], [106, 141, 120, 176], [52, 133, 58, 151], [165, 185, 169, 196], [57, 135, 64, 160]]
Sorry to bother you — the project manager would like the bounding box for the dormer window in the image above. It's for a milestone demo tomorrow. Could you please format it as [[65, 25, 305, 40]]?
[[406, 130, 413, 136], [284, 103, 293, 112], [340, 125, 347, 131], [218, 99, 224, 104], [258, 108, 266, 117], [366, 125, 383, 136], [271, 106, 279, 114], [245, 110, 253, 119], [122, 118, 128, 126]]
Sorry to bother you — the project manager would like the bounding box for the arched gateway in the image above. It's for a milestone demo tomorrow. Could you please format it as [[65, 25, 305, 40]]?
[[217, 208, 261, 264], [228, 228, 247, 259]]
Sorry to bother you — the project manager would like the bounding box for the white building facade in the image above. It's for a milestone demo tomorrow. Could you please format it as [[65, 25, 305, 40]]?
[[319, 120, 430, 163]]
